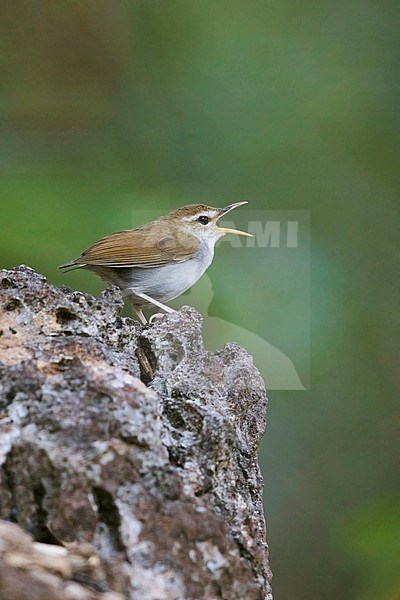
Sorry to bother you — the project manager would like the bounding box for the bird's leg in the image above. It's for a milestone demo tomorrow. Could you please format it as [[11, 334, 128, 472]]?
[[132, 304, 147, 325], [130, 290, 176, 314]]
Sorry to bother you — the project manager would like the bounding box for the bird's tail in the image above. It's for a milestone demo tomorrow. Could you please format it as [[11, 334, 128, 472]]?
[[58, 259, 85, 273]]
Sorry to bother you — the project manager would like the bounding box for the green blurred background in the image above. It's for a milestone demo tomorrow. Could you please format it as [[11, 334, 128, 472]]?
[[1, 2, 398, 598]]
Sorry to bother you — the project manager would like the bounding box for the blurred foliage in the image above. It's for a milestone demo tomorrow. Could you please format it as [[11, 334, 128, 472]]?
[[338, 500, 400, 600], [0, 2, 398, 599]]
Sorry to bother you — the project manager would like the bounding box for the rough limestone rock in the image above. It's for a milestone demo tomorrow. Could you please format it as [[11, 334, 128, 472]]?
[[0, 266, 272, 600]]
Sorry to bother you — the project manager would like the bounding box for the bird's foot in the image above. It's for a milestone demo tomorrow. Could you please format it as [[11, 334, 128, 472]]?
[[149, 312, 166, 324]]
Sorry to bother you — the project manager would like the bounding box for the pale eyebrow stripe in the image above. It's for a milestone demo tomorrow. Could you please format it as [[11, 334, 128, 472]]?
[[182, 211, 218, 222]]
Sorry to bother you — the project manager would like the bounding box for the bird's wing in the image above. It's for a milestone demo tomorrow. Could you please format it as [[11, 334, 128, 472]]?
[[69, 226, 200, 269]]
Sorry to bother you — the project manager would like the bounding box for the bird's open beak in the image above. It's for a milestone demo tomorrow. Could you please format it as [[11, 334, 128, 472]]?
[[216, 201, 252, 237]]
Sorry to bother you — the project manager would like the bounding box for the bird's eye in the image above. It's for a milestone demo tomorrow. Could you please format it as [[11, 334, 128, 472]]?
[[198, 215, 209, 225]]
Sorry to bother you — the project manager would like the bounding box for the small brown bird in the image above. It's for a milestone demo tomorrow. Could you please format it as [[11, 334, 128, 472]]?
[[59, 202, 251, 324]]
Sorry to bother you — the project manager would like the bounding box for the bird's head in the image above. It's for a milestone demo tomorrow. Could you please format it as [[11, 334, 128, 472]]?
[[165, 201, 252, 244]]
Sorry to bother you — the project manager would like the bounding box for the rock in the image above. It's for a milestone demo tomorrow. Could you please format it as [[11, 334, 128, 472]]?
[[0, 266, 272, 599]]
